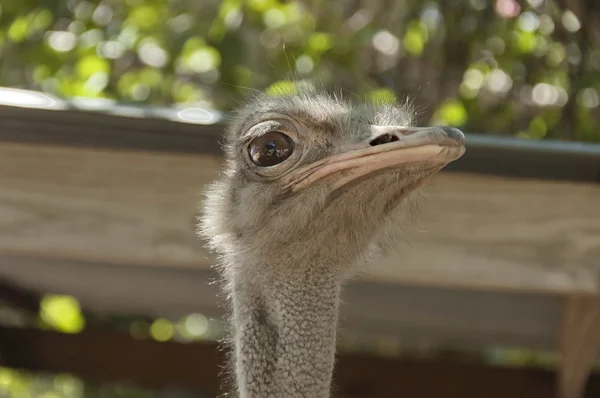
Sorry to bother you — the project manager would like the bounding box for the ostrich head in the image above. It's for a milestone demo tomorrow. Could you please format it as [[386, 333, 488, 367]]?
[[199, 87, 465, 397], [201, 88, 464, 281]]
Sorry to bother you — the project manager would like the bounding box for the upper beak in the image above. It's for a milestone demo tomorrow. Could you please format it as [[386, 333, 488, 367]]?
[[289, 125, 466, 192], [367, 125, 465, 148]]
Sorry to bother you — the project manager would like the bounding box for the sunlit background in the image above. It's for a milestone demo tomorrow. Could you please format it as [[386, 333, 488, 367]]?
[[0, 0, 599, 396], [1, 0, 599, 141]]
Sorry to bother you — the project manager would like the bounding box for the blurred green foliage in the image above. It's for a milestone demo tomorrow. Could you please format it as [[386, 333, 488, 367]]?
[[0, 0, 599, 141], [39, 295, 85, 334], [35, 294, 221, 342]]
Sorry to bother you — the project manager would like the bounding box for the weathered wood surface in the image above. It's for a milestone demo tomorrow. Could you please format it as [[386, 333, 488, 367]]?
[[1, 141, 599, 295], [558, 296, 600, 398]]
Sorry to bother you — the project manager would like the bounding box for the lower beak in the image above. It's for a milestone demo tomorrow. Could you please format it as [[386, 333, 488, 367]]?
[[290, 125, 466, 192]]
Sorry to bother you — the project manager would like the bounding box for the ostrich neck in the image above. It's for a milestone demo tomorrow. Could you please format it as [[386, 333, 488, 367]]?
[[230, 264, 341, 398]]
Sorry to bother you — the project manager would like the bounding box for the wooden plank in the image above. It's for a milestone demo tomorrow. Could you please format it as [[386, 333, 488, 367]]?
[[369, 173, 600, 294], [0, 256, 563, 350], [558, 296, 600, 398], [0, 142, 217, 268], [1, 141, 599, 294], [2, 102, 600, 182], [2, 326, 600, 398], [0, 103, 224, 155]]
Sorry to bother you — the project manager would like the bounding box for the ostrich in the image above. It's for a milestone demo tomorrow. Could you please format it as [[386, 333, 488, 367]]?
[[198, 87, 465, 398]]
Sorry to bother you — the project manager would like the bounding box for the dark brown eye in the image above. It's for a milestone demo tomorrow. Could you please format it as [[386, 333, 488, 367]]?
[[248, 131, 294, 167]]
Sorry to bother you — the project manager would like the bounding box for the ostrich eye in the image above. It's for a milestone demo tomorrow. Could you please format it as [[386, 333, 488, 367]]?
[[248, 131, 294, 167]]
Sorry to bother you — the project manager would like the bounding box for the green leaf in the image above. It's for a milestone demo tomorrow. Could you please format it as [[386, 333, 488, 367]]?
[[403, 30, 424, 56], [547, 42, 566, 67], [366, 88, 398, 105], [182, 47, 221, 73], [307, 32, 333, 55], [33, 65, 51, 82], [515, 30, 536, 53], [117, 71, 138, 97], [76, 54, 110, 79], [248, 0, 276, 13], [150, 318, 174, 342], [528, 116, 547, 138], [8, 17, 30, 43], [435, 99, 468, 126], [171, 80, 201, 102], [40, 295, 85, 334], [32, 9, 53, 31], [181, 36, 207, 56], [403, 21, 428, 57], [53, 374, 84, 397], [265, 80, 297, 96], [139, 68, 163, 86], [128, 5, 159, 30]]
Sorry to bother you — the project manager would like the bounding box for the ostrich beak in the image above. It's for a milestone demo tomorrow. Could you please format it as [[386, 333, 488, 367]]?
[[289, 125, 465, 192]]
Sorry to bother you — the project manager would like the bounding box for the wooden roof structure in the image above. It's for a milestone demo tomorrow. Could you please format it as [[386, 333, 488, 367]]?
[[0, 89, 600, 397]]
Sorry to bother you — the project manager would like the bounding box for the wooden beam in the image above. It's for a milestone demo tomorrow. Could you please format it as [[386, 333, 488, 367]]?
[[2, 102, 600, 182], [558, 296, 600, 398], [1, 326, 600, 398], [0, 141, 599, 295], [0, 103, 224, 155]]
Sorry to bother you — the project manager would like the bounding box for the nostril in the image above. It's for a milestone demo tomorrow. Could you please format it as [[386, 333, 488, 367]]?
[[369, 133, 399, 146]]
